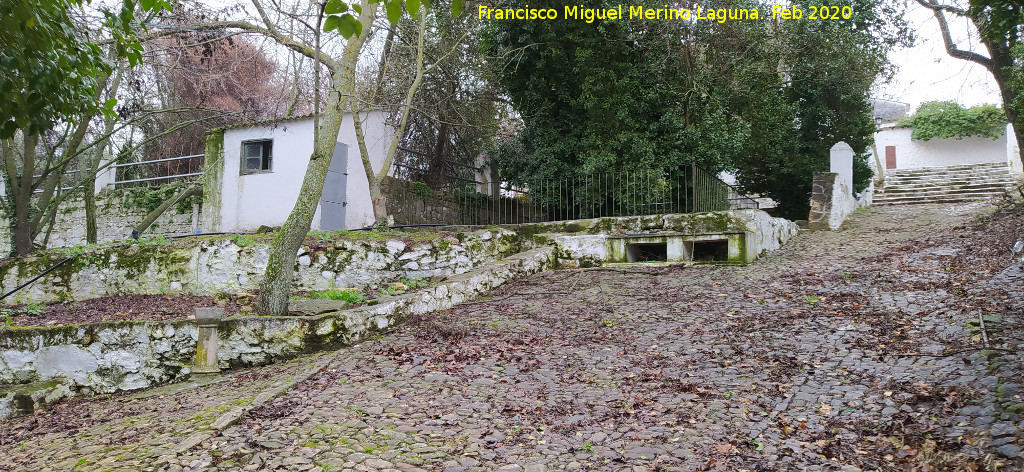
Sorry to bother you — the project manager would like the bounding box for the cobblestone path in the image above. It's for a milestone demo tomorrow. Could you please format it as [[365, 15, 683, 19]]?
[[2, 202, 1023, 471]]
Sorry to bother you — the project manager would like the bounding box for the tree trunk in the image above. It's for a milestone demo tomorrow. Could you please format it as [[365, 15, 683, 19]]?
[[85, 174, 98, 244], [350, 9, 429, 226], [369, 178, 388, 226], [352, 105, 390, 225], [983, 40, 1024, 168], [11, 134, 38, 256], [254, 5, 377, 317]]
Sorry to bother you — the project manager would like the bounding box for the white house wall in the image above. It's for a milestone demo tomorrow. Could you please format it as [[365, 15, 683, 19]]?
[[218, 112, 392, 232], [873, 125, 1014, 170]]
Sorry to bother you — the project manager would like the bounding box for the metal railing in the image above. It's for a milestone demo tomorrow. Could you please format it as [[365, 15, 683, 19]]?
[[387, 163, 758, 226], [115, 154, 204, 188], [31, 169, 90, 194]]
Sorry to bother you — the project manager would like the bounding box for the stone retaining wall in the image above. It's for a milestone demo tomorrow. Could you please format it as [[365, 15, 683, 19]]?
[[0, 248, 553, 419], [537, 210, 799, 267], [0, 228, 529, 305], [0, 189, 200, 256]]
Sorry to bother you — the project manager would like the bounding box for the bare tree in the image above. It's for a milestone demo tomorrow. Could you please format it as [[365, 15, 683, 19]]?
[[914, 0, 1024, 155]]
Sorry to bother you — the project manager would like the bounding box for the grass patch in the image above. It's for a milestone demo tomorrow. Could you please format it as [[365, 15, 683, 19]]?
[[307, 288, 366, 306]]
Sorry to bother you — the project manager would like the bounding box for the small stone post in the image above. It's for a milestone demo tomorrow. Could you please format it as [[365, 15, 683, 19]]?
[[193, 307, 223, 375]]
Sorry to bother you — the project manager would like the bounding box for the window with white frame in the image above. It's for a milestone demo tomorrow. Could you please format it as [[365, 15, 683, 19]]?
[[241, 140, 272, 174]]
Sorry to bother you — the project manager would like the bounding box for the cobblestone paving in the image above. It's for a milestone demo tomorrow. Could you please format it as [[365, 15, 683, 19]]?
[[3, 202, 1024, 471]]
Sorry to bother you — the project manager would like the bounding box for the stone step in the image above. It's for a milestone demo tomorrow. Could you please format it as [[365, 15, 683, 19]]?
[[873, 193, 1005, 205], [885, 173, 1013, 184], [888, 164, 1007, 174], [885, 171, 1013, 181], [875, 194, 1006, 204], [886, 163, 1010, 176], [874, 163, 1016, 205], [887, 169, 1012, 178], [883, 178, 1014, 188], [882, 177, 1014, 186], [877, 184, 1013, 196]]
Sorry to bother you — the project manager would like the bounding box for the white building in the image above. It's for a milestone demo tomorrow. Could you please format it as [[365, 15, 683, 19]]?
[[873, 123, 1021, 174], [201, 112, 395, 232]]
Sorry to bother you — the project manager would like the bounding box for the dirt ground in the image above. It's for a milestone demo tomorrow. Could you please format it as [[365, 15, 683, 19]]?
[[0, 294, 243, 327], [1, 200, 1024, 471]]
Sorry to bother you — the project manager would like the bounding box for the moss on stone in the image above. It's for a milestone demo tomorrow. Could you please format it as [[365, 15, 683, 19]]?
[[0, 379, 64, 396]]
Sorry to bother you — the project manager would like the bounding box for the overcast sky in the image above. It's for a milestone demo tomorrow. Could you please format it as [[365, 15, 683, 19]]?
[[875, 2, 1003, 113]]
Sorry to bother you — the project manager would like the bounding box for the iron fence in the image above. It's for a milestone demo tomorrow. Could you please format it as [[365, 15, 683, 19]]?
[[115, 154, 204, 188], [388, 163, 758, 226]]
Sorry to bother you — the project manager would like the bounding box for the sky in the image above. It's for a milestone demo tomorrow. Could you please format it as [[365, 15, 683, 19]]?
[[875, 2, 1003, 113]]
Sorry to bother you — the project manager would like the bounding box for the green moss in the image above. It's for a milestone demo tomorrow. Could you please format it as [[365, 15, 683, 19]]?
[[497, 232, 523, 255], [111, 246, 190, 280], [432, 238, 453, 255], [0, 379, 65, 396], [322, 249, 355, 272]]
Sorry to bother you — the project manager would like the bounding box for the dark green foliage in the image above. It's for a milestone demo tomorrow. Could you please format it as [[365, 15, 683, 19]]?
[[485, 0, 722, 179], [0, 0, 170, 138], [852, 155, 874, 198], [411, 181, 432, 198], [485, 0, 910, 220], [897, 101, 1008, 141], [1013, 44, 1024, 117]]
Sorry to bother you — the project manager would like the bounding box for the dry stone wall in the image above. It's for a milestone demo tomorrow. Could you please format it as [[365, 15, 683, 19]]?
[[0, 190, 199, 256]]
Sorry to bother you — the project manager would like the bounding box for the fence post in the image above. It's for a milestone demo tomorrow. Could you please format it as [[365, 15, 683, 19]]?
[[691, 158, 697, 213]]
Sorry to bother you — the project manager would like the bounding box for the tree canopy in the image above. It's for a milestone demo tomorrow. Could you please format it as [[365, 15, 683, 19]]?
[[897, 101, 1008, 141], [485, 0, 911, 219], [0, 0, 170, 138]]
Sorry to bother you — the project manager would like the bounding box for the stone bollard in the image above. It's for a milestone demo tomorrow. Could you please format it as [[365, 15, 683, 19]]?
[[193, 307, 223, 375]]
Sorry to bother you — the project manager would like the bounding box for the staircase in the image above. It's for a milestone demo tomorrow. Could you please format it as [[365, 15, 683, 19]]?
[[874, 163, 1017, 205]]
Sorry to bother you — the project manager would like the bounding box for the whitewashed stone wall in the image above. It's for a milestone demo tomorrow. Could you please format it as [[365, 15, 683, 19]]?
[[0, 229, 529, 305], [733, 209, 802, 255], [873, 124, 1018, 171], [808, 141, 873, 231]]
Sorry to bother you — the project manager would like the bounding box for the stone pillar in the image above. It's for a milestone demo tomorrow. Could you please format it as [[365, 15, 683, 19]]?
[[1008, 123, 1023, 178], [193, 307, 223, 375], [94, 157, 116, 193], [829, 141, 854, 193]]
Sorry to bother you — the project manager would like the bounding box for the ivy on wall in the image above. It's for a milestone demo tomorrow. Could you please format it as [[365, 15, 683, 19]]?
[[123, 184, 200, 214], [896, 101, 1008, 141]]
